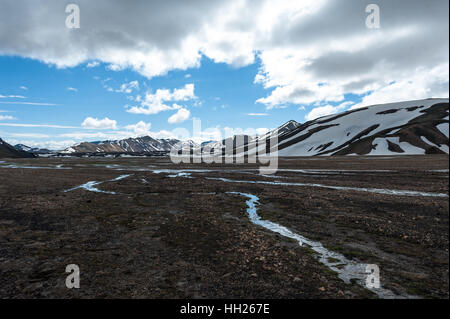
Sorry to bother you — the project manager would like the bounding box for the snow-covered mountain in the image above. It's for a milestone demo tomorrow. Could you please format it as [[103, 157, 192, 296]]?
[[60, 99, 448, 156], [0, 139, 35, 158], [14, 144, 53, 154], [195, 99, 449, 157], [61, 136, 199, 154]]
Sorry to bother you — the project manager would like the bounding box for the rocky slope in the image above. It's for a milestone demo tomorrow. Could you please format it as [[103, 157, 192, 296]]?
[[14, 144, 53, 154], [196, 98, 449, 157], [62, 136, 199, 154], [0, 138, 35, 158]]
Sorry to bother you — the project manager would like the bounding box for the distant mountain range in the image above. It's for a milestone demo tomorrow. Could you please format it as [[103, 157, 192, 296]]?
[[14, 144, 53, 154], [0, 139, 35, 158], [1, 98, 448, 159], [60, 136, 199, 154]]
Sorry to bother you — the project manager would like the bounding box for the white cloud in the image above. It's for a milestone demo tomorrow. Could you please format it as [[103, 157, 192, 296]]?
[[127, 83, 195, 115], [67, 87, 78, 92], [0, 0, 447, 109], [124, 121, 152, 136], [256, 128, 270, 135], [0, 123, 77, 128], [0, 94, 26, 98], [0, 115, 15, 120], [247, 113, 269, 116], [86, 61, 100, 68], [350, 64, 450, 109], [81, 117, 117, 130], [253, 1, 449, 108], [2, 133, 49, 138], [20, 86, 28, 90], [0, 138, 78, 151], [0, 101, 59, 106], [59, 128, 177, 142], [59, 132, 118, 140], [168, 108, 190, 124], [117, 80, 139, 94]]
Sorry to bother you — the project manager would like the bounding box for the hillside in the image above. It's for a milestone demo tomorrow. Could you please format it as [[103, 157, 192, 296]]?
[[0, 138, 35, 158], [197, 99, 449, 157], [61, 136, 199, 154]]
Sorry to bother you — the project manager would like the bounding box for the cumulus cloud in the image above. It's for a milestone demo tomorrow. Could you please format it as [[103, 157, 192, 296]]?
[[81, 117, 117, 130], [127, 83, 195, 115], [67, 87, 78, 92], [0, 0, 447, 114], [254, 0, 449, 112], [124, 121, 151, 136], [168, 108, 190, 124], [350, 64, 450, 109], [0, 0, 228, 77]]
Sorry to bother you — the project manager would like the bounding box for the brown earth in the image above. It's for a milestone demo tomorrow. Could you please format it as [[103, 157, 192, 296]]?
[[0, 155, 448, 298]]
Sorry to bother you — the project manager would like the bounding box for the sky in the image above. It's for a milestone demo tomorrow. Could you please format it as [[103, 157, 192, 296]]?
[[0, 0, 448, 150]]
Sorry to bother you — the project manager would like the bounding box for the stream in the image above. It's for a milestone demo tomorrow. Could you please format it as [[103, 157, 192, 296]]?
[[208, 177, 448, 198], [64, 174, 131, 194], [229, 191, 415, 299]]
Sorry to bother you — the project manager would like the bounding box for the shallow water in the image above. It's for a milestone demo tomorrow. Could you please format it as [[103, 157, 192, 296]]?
[[64, 174, 131, 194], [229, 192, 414, 299], [208, 177, 448, 198], [0, 163, 71, 170], [168, 172, 193, 178]]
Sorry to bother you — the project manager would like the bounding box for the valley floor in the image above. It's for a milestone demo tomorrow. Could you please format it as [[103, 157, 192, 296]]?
[[0, 155, 448, 298]]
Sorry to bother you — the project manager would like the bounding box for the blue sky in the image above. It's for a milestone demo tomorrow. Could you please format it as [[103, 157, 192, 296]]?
[[0, 55, 364, 149], [0, 0, 448, 150]]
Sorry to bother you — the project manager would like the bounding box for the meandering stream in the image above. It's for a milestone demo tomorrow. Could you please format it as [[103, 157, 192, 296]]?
[[207, 177, 448, 198], [229, 191, 414, 299], [64, 174, 131, 194]]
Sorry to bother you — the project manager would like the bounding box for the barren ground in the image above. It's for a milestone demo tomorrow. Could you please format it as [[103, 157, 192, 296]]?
[[0, 155, 448, 298]]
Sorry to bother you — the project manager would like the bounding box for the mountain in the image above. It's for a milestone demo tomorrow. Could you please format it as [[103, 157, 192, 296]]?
[[14, 144, 53, 154], [195, 99, 449, 157], [60, 99, 448, 157], [277, 120, 301, 134], [0, 138, 35, 158], [201, 140, 217, 147], [61, 136, 199, 154]]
